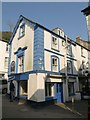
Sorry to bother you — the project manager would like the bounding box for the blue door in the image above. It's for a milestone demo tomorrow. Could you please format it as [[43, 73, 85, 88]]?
[[56, 83, 63, 103]]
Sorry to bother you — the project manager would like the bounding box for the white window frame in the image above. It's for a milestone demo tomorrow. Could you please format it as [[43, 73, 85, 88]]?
[[18, 55, 24, 73], [67, 60, 72, 74], [45, 83, 54, 97], [19, 23, 25, 38], [51, 36, 59, 51], [52, 57, 58, 72], [4, 57, 8, 69]]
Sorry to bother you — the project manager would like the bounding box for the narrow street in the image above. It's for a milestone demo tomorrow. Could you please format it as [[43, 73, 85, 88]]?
[[1, 94, 88, 119]]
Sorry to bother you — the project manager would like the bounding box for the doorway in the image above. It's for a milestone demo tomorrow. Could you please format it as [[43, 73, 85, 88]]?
[[56, 83, 63, 103]]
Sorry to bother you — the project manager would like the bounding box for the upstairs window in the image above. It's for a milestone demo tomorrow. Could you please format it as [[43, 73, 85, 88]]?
[[81, 47, 83, 56], [18, 55, 24, 73], [51, 56, 59, 72], [51, 36, 59, 51], [19, 23, 25, 38], [6, 44, 9, 52], [67, 44, 72, 56], [62, 40, 65, 46], [67, 60, 72, 74], [4, 57, 8, 68]]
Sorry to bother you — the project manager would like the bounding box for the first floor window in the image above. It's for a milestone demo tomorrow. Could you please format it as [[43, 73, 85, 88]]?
[[67, 60, 72, 74], [68, 82, 74, 96], [18, 55, 24, 72], [52, 57, 59, 72], [51, 36, 59, 50], [4, 57, 8, 68], [45, 83, 54, 97]]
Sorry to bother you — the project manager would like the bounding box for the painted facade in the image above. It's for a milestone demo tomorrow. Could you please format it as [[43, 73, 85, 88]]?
[[8, 15, 90, 103], [0, 40, 9, 80]]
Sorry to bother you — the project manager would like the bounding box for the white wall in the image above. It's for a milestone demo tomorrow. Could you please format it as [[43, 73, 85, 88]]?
[[28, 73, 45, 102], [10, 19, 34, 73], [0, 40, 9, 79]]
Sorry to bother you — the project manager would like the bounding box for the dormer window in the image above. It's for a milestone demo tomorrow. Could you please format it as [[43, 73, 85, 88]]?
[[19, 23, 25, 39], [51, 36, 59, 51]]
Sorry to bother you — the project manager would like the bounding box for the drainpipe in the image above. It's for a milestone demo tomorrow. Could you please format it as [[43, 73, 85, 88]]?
[[64, 35, 69, 102]]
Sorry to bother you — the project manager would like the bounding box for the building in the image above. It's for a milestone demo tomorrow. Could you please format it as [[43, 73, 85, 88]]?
[[0, 32, 12, 80], [8, 15, 90, 103], [81, 2, 90, 99]]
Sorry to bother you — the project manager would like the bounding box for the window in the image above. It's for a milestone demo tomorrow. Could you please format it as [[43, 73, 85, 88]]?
[[6, 44, 9, 52], [67, 60, 72, 74], [62, 40, 65, 46], [51, 36, 59, 51], [67, 44, 72, 56], [81, 47, 83, 56], [52, 57, 59, 72], [18, 56, 24, 72], [19, 23, 25, 38], [68, 82, 74, 96], [4, 57, 8, 68], [45, 83, 54, 97]]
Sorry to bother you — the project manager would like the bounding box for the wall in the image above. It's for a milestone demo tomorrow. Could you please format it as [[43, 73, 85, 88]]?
[[0, 40, 9, 79], [28, 73, 45, 102], [10, 19, 34, 74]]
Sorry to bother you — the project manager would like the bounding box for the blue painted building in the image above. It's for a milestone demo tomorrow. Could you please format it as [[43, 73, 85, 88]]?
[[8, 15, 83, 102]]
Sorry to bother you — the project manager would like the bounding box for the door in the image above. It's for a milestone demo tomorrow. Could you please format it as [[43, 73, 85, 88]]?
[[56, 83, 63, 103]]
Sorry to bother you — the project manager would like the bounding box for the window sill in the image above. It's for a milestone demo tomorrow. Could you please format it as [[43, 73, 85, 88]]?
[[18, 34, 25, 40], [81, 55, 86, 58], [51, 48, 60, 52]]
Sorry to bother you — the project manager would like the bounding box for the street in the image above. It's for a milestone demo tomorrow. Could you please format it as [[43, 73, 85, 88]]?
[[1, 94, 88, 119]]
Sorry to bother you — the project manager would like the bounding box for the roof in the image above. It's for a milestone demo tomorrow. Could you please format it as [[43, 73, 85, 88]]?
[[9, 15, 90, 51], [0, 32, 12, 43], [81, 5, 90, 15]]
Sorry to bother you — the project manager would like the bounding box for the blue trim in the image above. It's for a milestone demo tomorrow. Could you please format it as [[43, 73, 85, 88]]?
[[15, 47, 27, 73], [45, 97, 56, 101], [51, 55, 60, 73], [67, 56, 77, 61], [44, 49, 64, 57], [33, 25, 44, 70], [8, 72, 29, 81]]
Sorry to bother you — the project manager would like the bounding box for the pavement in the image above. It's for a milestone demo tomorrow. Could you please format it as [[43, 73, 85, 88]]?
[[1, 94, 89, 119]]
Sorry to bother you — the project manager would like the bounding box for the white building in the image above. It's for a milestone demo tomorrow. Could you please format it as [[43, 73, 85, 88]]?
[[0, 33, 10, 80], [8, 15, 90, 103]]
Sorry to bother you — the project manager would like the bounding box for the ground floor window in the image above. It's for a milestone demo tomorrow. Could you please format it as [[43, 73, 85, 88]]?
[[20, 81, 27, 96], [68, 82, 74, 96], [45, 83, 55, 97]]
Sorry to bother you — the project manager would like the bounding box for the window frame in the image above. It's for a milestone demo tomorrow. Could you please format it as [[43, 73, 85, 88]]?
[[51, 35, 59, 51], [18, 55, 24, 73], [67, 60, 73, 74], [18, 23, 25, 39], [68, 82, 75, 96], [51, 56, 60, 72]]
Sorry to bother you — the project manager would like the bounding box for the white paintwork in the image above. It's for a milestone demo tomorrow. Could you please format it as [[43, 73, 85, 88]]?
[[0, 40, 9, 80], [10, 20, 34, 73], [28, 73, 45, 102]]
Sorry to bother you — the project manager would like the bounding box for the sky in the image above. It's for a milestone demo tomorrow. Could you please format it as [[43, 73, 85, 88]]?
[[2, 2, 88, 41]]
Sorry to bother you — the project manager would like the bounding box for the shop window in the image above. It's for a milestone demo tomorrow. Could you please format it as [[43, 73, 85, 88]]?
[[45, 83, 54, 97], [68, 82, 74, 96]]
